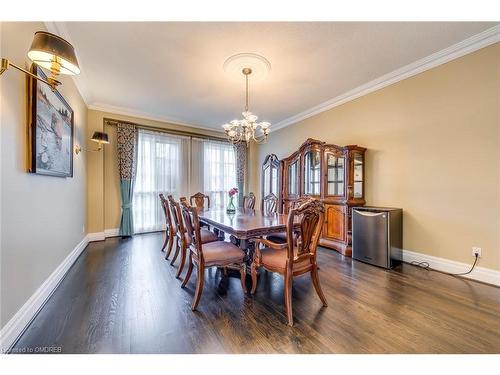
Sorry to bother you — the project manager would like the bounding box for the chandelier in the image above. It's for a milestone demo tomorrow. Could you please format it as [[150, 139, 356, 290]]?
[[222, 67, 270, 145]]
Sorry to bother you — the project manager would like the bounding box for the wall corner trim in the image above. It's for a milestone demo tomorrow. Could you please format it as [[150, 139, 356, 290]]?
[[402, 249, 500, 287], [271, 25, 500, 132], [0, 235, 89, 353]]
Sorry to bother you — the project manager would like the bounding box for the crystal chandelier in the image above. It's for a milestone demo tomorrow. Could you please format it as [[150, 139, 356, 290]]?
[[222, 67, 270, 145]]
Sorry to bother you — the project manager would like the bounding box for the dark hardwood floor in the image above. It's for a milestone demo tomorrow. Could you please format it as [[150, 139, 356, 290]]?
[[12, 232, 500, 353]]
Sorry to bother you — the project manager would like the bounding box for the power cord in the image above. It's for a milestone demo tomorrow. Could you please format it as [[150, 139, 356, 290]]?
[[411, 254, 479, 277]]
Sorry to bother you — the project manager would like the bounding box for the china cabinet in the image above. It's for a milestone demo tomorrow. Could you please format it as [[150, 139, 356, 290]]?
[[269, 138, 366, 256]]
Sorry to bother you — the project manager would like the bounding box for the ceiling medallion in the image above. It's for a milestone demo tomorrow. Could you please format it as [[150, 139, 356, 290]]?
[[222, 53, 271, 145]]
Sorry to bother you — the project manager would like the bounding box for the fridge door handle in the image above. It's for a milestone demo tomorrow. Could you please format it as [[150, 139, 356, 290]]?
[[354, 210, 386, 217]]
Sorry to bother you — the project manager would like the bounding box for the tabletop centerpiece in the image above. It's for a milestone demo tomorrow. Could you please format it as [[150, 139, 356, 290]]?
[[227, 187, 238, 214]]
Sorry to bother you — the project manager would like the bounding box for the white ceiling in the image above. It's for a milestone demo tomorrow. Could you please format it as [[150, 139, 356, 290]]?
[[55, 22, 498, 131]]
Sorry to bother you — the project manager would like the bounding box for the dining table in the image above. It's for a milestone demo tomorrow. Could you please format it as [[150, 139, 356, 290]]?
[[198, 208, 295, 268]]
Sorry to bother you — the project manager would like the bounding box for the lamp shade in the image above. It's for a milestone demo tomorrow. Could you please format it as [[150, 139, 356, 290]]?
[[27, 31, 80, 75], [91, 131, 109, 144]]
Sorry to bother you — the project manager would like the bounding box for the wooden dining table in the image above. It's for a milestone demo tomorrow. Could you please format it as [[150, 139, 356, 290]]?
[[198, 208, 294, 267]]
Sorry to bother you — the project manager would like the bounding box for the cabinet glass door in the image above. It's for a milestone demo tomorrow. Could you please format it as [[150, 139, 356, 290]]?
[[353, 153, 364, 198], [288, 160, 299, 195], [303, 150, 321, 195], [326, 153, 345, 196], [263, 165, 270, 197], [271, 165, 278, 195]]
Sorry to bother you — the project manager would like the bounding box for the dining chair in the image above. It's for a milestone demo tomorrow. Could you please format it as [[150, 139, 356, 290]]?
[[180, 200, 247, 310], [243, 192, 256, 209], [190, 192, 210, 209], [266, 196, 314, 243], [167, 195, 218, 278], [250, 199, 327, 326], [261, 193, 278, 214], [159, 193, 175, 260]]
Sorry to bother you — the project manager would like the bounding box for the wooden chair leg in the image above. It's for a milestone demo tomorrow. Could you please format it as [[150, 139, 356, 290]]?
[[170, 238, 180, 266], [161, 232, 169, 252], [164, 235, 174, 260], [311, 265, 328, 307], [191, 264, 205, 311], [181, 253, 194, 288], [239, 264, 247, 294], [284, 271, 293, 326], [250, 262, 258, 294], [175, 242, 187, 278]]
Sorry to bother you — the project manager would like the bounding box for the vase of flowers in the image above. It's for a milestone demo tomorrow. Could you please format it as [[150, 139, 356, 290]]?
[[226, 187, 238, 214]]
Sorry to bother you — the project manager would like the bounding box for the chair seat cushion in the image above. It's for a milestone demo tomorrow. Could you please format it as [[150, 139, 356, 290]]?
[[266, 232, 287, 243], [202, 241, 245, 266], [259, 247, 311, 273], [185, 229, 218, 244]]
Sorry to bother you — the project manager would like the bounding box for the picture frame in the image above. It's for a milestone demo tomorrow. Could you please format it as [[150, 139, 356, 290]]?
[[29, 64, 74, 177]]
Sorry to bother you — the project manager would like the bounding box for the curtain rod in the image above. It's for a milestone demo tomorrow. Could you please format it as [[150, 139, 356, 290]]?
[[103, 118, 228, 143]]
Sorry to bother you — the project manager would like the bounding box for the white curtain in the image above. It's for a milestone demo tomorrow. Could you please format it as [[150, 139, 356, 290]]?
[[202, 139, 237, 209], [133, 130, 189, 233]]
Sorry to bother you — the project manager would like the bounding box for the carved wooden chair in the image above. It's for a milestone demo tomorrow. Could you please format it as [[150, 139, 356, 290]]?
[[190, 192, 210, 209], [250, 199, 327, 326], [266, 196, 314, 244], [243, 192, 256, 209], [167, 195, 218, 278], [189, 192, 211, 229], [159, 193, 175, 260], [261, 193, 278, 214], [180, 200, 247, 310]]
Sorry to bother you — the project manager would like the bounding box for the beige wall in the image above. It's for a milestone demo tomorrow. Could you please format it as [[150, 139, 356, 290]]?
[[257, 43, 500, 270], [1, 22, 88, 327], [87, 109, 243, 233]]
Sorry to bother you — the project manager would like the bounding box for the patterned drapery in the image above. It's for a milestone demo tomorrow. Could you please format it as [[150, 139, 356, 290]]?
[[117, 123, 138, 236], [234, 141, 247, 208]]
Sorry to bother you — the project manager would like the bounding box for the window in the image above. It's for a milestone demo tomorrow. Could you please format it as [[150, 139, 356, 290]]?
[[133, 130, 189, 233], [132, 131, 236, 233], [203, 140, 237, 209]]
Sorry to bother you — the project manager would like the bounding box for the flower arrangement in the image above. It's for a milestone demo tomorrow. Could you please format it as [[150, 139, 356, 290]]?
[[226, 187, 238, 213], [228, 187, 238, 197]]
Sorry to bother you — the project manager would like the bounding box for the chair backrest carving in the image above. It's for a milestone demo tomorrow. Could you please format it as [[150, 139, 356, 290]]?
[[262, 193, 278, 214], [190, 192, 210, 209], [286, 200, 324, 261], [180, 200, 204, 261], [159, 193, 173, 228], [167, 195, 185, 235], [290, 196, 314, 210], [243, 192, 256, 209]]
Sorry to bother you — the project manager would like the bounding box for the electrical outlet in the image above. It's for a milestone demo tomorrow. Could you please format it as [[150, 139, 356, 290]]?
[[472, 247, 481, 257]]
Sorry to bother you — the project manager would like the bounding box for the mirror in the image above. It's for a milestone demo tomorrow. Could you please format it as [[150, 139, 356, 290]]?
[[303, 150, 320, 195], [353, 153, 363, 198], [326, 153, 344, 196], [288, 160, 298, 195]]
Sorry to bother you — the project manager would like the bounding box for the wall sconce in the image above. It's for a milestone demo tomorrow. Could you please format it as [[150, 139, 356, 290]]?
[[75, 132, 110, 154], [0, 31, 80, 91]]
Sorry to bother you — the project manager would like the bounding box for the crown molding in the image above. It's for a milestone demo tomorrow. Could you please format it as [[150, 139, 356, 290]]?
[[43, 21, 93, 106], [271, 24, 500, 132], [88, 102, 225, 134]]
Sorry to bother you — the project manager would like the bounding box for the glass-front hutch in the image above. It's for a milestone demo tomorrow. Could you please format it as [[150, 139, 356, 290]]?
[[275, 138, 366, 256], [261, 154, 281, 211]]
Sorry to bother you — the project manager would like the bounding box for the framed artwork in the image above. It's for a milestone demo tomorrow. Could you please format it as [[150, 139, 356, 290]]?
[[29, 64, 74, 177]]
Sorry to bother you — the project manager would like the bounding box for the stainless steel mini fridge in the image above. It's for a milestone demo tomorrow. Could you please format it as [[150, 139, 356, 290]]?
[[352, 207, 403, 269]]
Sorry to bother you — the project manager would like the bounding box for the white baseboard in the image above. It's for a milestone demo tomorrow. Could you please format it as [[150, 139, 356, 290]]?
[[104, 228, 120, 238], [402, 249, 500, 286], [0, 235, 89, 353], [87, 228, 120, 242]]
